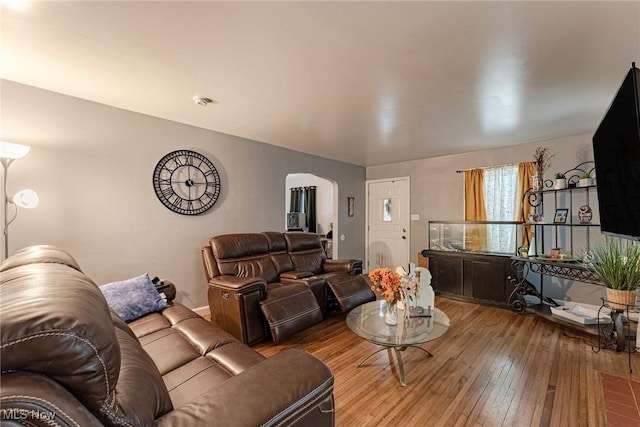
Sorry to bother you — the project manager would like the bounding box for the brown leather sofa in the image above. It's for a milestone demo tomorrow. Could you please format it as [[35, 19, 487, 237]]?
[[202, 232, 375, 345], [0, 245, 334, 427]]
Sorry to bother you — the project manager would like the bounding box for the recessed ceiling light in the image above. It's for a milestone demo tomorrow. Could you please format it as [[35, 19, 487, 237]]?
[[193, 96, 216, 106]]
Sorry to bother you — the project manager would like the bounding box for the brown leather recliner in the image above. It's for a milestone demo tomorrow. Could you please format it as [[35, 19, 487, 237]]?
[[282, 232, 374, 312], [1, 245, 334, 427], [202, 232, 375, 345]]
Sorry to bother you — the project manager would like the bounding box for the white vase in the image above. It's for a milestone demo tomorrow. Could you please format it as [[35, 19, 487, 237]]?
[[528, 231, 536, 257]]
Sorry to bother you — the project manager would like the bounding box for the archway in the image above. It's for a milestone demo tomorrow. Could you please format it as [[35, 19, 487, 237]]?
[[285, 173, 337, 258]]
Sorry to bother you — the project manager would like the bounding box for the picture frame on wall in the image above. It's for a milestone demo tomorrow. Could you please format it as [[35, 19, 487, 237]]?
[[554, 208, 569, 224]]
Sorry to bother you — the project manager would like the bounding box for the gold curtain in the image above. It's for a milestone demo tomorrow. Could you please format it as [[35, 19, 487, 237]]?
[[517, 162, 537, 246], [464, 169, 487, 251]]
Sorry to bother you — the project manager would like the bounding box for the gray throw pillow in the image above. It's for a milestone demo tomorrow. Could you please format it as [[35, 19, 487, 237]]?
[[100, 273, 168, 323]]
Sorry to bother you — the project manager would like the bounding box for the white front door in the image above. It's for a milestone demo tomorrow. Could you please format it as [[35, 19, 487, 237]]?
[[366, 177, 410, 272]]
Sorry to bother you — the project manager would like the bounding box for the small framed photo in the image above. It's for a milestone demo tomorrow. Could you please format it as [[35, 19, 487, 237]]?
[[554, 208, 569, 224]]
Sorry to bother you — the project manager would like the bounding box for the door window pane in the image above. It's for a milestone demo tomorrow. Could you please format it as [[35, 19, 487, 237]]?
[[383, 199, 392, 222]]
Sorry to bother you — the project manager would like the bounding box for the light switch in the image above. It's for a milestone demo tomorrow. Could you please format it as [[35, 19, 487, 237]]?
[[411, 214, 420, 221]]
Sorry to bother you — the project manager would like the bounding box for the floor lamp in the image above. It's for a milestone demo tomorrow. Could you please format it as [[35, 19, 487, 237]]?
[[1, 141, 39, 262]]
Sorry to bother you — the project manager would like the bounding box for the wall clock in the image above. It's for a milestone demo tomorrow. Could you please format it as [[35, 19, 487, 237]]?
[[152, 149, 221, 215]]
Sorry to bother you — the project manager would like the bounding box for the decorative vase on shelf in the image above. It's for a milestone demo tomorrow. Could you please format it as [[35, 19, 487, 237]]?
[[532, 173, 544, 191], [384, 300, 398, 325], [528, 231, 537, 257]]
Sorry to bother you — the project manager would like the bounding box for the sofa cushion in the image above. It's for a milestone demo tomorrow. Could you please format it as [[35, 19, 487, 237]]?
[[211, 233, 279, 283], [114, 327, 174, 424], [163, 342, 267, 409], [132, 305, 236, 373], [262, 231, 295, 274], [162, 356, 230, 408], [132, 304, 266, 409], [100, 273, 169, 323], [284, 232, 326, 274]]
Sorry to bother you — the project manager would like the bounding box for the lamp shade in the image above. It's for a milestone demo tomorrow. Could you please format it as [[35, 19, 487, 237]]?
[[0, 141, 31, 160], [12, 189, 39, 209]]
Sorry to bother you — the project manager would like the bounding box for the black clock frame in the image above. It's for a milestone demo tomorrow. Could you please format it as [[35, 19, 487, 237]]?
[[152, 149, 221, 215]]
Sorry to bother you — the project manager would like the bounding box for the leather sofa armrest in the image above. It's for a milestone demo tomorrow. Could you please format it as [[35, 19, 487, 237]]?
[[209, 275, 267, 293], [323, 259, 362, 274], [280, 270, 314, 280], [154, 349, 334, 427], [0, 372, 104, 427]]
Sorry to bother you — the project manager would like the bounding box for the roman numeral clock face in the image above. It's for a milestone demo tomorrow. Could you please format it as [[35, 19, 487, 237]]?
[[152, 150, 221, 215]]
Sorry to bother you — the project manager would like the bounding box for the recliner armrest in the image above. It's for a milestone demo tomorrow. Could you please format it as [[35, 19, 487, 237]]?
[[154, 349, 334, 427], [280, 270, 314, 280], [322, 259, 362, 274], [209, 275, 267, 293], [1, 372, 104, 427]]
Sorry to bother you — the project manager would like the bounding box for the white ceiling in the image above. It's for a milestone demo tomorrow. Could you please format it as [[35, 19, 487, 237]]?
[[2, 1, 639, 166]]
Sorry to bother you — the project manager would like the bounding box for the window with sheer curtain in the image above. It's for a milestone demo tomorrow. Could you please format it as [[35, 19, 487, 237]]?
[[483, 164, 519, 253]]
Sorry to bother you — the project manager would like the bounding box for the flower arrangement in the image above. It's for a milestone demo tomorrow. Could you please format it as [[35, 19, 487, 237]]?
[[533, 147, 555, 175], [369, 267, 422, 324], [368, 267, 420, 303], [368, 268, 401, 302]]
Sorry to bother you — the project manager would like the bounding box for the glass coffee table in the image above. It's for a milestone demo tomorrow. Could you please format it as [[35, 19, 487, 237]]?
[[346, 300, 450, 386]]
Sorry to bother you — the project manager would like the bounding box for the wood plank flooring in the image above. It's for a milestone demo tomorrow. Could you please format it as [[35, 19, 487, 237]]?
[[251, 297, 640, 426]]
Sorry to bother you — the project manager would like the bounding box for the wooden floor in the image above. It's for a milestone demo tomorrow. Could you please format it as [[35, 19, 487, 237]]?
[[252, 297, 640, 427]]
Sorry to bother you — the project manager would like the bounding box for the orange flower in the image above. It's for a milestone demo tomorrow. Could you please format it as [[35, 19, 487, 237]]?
[[368, 268, 402, 303]]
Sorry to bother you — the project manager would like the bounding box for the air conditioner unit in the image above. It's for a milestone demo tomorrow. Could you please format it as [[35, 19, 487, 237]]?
[[287, 212, 306, 230]]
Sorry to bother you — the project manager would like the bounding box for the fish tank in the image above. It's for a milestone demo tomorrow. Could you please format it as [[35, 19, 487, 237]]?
[[428, 221, 524, 256]]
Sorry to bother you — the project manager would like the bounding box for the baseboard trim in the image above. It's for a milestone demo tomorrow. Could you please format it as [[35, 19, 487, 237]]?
[[192, 305, 210, 317]]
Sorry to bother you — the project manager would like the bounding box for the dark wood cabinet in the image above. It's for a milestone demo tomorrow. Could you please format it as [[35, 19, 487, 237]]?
[[430, 255, 463, 295], [426, 250, 515, 307]]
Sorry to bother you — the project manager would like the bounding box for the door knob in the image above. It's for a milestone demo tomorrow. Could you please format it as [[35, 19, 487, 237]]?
[[402, 236, 406, 240]]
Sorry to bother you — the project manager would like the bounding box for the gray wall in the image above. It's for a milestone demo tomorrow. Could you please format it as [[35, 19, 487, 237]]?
[[367, 134, 606, 304], [1, 80, 366, 309]]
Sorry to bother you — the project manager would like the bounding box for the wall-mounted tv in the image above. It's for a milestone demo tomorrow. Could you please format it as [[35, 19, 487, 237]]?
[[592, 63, 640, 241]]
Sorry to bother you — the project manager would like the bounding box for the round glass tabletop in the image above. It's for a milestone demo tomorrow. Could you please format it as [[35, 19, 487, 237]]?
[[346, 300, 450, 347]]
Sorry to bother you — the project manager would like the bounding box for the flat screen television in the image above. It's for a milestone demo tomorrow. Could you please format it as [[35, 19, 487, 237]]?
[[592, 63, 640, 241]]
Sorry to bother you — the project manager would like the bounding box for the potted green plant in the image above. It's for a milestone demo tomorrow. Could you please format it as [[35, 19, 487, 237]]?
[[553, 172, 567, 190], [578, 171, 593, 187], [588, 238, 640, 310]]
